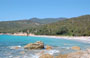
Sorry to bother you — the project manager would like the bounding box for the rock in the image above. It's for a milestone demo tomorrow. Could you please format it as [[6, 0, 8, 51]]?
[[67, 51, 83, 58], [46, 45, 52, 50], [24, 41, 44, 49], [56, 54, 68, 58], [67, 51, 90, 58], [71, 46, 81, 50], [39, 54, 54, 58], [56, 50, 90, 58]]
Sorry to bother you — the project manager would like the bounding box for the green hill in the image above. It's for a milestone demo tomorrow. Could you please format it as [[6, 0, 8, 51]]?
[[30, 15, 90, 36], [0, 18, 65, 33], [0, 15, 90, 36]]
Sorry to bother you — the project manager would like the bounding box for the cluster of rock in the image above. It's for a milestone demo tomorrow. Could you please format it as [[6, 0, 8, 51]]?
[[39, 49, 90, 58], [24, 41, 90, 58], [67, 50, 90, 58]]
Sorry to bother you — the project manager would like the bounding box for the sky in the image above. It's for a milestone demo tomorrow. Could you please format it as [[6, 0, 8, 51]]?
[[0, 0, 90, 21]]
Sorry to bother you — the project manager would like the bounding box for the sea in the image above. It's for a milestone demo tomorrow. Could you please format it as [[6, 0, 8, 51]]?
[[0, 35, 90, 58]]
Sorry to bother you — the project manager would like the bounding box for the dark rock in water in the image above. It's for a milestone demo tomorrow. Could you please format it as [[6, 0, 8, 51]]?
[[24, 41, 44, 49]]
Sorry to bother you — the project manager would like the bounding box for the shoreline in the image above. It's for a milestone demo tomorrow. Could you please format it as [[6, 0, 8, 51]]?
[[31, 35, 90, 43], [1, 33, 90, 43], [12, 33, 90, 43]]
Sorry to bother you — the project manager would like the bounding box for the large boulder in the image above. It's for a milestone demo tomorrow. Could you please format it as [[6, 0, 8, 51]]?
[[71, 46, 81, 50], [39, 54, 54, 58], [24, 41, 44, 49]]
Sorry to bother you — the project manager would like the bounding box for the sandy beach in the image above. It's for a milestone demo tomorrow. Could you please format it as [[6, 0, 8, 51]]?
[[30, 35, 90, 43]]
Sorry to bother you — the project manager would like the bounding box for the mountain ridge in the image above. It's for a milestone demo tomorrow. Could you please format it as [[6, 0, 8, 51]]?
[[0, 17, 66, 33]]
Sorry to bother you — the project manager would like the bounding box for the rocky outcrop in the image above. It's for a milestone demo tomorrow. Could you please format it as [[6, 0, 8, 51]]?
[[39, 54, 54, 58], [71, 46, 81, 50], [24, 41, 90, 58], [24, 41, 44, 49]]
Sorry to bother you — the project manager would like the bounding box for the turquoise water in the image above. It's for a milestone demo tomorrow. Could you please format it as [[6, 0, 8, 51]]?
[[0, 35, 90, 48], [0, 35, 90, 58]]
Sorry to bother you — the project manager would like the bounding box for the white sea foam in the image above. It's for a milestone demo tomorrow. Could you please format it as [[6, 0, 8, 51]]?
[[9, 45, 21, 49], [31, 54, 40, 58], [29, 50, 60, 58], [45, 50, 60, 55]]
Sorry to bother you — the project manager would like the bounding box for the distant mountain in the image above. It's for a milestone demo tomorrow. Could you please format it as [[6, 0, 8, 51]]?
[[29, 17, 67, 24], [0, 17, 66, 33]]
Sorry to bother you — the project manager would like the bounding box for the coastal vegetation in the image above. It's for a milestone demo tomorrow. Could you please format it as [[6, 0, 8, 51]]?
[[0, 15, 90, 36], [0, 18, 65, 33], [24, 15, 90, 36]]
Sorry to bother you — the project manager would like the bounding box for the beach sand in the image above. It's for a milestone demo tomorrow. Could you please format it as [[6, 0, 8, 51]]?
[[30, 35, 90, 43]]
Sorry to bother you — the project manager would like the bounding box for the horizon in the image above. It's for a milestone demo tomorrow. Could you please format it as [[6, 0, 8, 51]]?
[[0, 14, 90, 21], [0, 0, 90, 21]]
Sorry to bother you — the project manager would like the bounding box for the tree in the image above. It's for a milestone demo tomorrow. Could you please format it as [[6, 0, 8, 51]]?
[[56, 26, 68, 35]]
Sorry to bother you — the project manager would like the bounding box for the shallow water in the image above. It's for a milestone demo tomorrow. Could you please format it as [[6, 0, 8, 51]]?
[[0, 35, 90, 58]]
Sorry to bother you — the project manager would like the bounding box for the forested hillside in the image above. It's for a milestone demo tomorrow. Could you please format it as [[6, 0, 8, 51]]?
[[0, 20, 39, 33], [0, 15, 90, 36], [0, 18, 65, 33], [27, 15, 90, 36]]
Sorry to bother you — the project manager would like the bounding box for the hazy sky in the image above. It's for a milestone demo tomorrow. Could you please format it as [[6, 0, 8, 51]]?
[[0, 0, 90, 21]]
